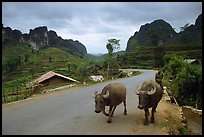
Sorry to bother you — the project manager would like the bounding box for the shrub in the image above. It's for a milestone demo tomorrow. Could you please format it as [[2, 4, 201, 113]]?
[[164, 55, 185, 80], [164, 54, 202, 109], [132, 71, 142, 76], [173, 64, 202, 108], [177, 126, 188, 135], [118, 71, 128, 78]]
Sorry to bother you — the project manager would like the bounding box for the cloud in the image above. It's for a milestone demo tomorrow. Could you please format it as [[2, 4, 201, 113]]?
[[2, 2, 202, 53]]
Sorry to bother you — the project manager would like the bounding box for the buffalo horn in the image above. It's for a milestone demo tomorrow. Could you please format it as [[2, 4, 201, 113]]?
[[103, 90, 110, 98], [147, 85, 156, 95], [135, 85, 140, 95]]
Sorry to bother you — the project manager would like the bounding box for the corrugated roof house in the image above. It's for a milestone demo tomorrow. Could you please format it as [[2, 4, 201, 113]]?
[[33, 71, 79, 86], [185, 59, 200, 64]]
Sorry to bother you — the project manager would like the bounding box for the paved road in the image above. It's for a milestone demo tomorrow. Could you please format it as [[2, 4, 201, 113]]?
[[2, 69, 156, 135]]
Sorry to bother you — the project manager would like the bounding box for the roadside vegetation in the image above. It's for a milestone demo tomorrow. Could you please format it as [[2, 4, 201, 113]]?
[[163, 54, 202, 109], [2, 37, 202, 107], [2, 39, 138, 104], [117, 44, 202, 69]]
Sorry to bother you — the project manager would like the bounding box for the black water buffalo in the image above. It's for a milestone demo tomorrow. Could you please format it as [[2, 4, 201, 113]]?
[[155, 69, 163, 89], [136, 80, 163, 125], [93, 83, 127, 123]]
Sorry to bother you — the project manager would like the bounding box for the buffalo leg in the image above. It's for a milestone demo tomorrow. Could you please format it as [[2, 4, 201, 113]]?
[[150, 107, 156, 124], [107, 106, 116, 123], [103, 107, 109, 116], [111, 106, 116, 117], [109, 106, 114, 117], [123, 99, 127, 115], [144, 108, 149, 125]]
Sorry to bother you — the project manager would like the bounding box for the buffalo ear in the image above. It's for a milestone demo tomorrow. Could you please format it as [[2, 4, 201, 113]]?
[[136, 90, 140, 95], [135, 85, 140, 95], [103, 90, 110, 98]]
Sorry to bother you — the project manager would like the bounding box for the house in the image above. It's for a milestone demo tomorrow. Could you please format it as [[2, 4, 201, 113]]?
[[33, 71, 79, 87], [185, 59, 200, 64]]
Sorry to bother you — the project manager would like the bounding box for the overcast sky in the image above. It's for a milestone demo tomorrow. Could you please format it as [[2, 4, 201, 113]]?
[[2, 2, 202, 54]]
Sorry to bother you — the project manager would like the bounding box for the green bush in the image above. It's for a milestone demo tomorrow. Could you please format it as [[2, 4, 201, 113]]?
[[164, 55, 186, 80], [177, 126, 188, 135], [174, 64, 202, 108], [164, 54, 202, 109], [132, 71, 142, 76], [118, 71, 128, 78]]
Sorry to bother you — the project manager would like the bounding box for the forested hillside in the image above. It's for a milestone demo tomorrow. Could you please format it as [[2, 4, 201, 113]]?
[[119, 13, 202, 68]]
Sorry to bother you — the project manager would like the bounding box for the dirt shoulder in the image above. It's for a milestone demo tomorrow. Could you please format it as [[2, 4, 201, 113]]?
[[131, 92, 186, 135]]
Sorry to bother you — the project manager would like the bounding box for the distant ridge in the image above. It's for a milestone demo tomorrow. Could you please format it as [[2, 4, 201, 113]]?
[[126, 13, 202, 52], [2, 25, 87, 57]]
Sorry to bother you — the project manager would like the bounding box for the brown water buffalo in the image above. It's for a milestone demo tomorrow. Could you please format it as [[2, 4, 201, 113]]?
[[136, 80, 163, 125], [93, 83, 127, 123]]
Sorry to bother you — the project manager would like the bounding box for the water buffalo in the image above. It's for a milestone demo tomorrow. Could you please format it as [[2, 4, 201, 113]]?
[[155, 69, 163, 89], [136, 80, 163, 125], [92, 83, 127, 123]]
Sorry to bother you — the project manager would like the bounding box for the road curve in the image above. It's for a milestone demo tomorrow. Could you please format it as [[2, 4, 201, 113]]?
[[2, 69, 156, 135]]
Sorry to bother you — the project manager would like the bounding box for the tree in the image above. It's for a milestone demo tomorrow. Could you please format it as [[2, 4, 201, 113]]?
[[106, 38, 120, 78], [180, 23, 190, 32], [154, 45, 165, 68], [163, 54, 202, 109], [106, 39, 120, 56], [77, 65, 88, 81], [49, 56, 52, 63], [4, 56, 22, 73], [24, 54, 30, 63], [180, 23, 190, 45]]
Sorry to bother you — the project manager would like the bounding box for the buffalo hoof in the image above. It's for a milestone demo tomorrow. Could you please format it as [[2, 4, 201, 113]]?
[[144, 119, 149, 125], [150, 118, 155, 124], [107, 119, 112, 123], [124, 111, 127, 115]]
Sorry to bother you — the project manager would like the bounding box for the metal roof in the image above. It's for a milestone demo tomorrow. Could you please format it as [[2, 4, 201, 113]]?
[[185, 59, 198, 64], [34, 71, 79, 83]]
